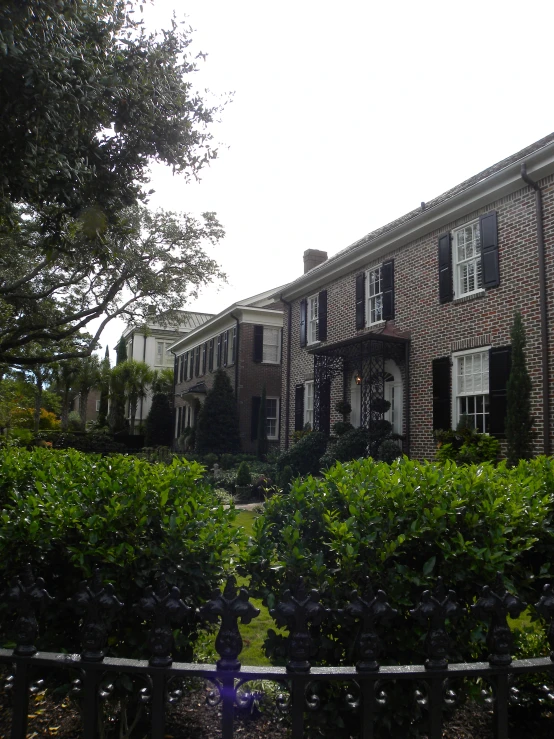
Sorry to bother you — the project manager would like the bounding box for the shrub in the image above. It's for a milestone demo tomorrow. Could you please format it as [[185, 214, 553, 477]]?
[[195, 369, 240, 455], [275, 431, 327, 477], [323, 427, 369, 467], [332, 420, 353, 436], [144, 393, 173, 447], [377, 438, 402, 463], [33, 431, 127, 454], [236, 461, 252, 486], [506, 311, 534, 465], [278, 464, 294, 491], [220, 453, 235, 470], [245, 456, 554, 734], [203, 452, 218, 469], [435, 419, 500, 464], [0, 448, 241, 659]]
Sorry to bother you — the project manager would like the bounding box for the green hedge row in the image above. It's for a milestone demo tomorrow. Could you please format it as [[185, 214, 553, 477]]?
[[0, 448, 241, 659]]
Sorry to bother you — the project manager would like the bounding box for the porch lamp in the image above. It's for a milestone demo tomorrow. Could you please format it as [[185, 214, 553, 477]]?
[[355, 371, 362, 385]]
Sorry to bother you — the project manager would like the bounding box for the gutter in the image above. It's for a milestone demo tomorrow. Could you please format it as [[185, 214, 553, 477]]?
[[280, 294, 293, 450], [521, 163, 550, 455]]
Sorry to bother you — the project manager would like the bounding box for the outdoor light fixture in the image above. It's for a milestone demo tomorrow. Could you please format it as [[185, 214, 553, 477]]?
[[355, 371, 362, 385]]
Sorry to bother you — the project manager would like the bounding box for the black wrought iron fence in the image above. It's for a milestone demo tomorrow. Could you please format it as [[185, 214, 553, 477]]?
[[2, 565, 554, 739]]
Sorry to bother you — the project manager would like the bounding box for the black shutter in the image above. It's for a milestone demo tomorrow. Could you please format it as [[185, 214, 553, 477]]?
[[217, 334, 222, 367], [223, 331, 228, 367], [294, 384, 305, 431], [253, 325, 263, 362], [251, 396, 261, 440], [489, 346, 512, 436], [183, 352, 188, 382], [432, 357, 451, 430], [381, 260, 394, 320], [318, 290, 328, 342], [195, 346, 200, 376], [202, 343, 207, 375], [480, 211, 499, 288], [438, 233, 453, 303], [317, 379, 331, 436], [355, 273, 365, 329], [300, 299, 307, 348], [208, 339, 214, 372]]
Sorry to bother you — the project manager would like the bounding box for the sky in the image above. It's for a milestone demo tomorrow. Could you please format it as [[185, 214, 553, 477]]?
[[97, 0, 554, 355]]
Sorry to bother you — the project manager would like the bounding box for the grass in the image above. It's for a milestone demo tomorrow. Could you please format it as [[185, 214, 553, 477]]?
[[229, 508, 284, 666]]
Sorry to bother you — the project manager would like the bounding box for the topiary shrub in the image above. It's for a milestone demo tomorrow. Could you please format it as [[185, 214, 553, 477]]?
[[377, 438, 402, 463], [277, 464, 294, 491], [0, 447, 241, 660], [332, 420, 354, 437], [275, 431, 327, 477], [144, 393, 173, 447], [236, 461, 252, 486]]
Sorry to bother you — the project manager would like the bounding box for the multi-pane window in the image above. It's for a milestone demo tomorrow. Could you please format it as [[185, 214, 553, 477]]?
[[454, 222, 482, 297], [367, 266, 383, 324], [455, 350, 490, 433], [304, 381, 314, 428], [308, 296, 319, 344], [156, 341, 173, 366], [201, 343, 207, 375], [263, 328, 280, 363], [266, 398, 279, 439]]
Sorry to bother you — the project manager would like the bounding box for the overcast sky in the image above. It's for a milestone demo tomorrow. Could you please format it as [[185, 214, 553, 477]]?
[[97, 0, 554, 355]]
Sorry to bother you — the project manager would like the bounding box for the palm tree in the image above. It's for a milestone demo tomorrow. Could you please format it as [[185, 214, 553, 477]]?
[[111, 360, 153, 434]]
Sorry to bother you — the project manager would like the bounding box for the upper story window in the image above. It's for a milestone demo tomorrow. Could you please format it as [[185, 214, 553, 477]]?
[[156, 341, 173, 366], [300, 290, 327, 347], [438, 211, 499, 304], [355, 263, 394, 330], [308, 295, 319, 344], [263, 328, 280, 363], [367, 266, 383, 325], [454, 221, 482, 298], [228, 327, 237, 365]]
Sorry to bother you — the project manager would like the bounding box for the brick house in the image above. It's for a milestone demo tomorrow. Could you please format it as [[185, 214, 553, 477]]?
[[171, 288, 285, 454], [279, 132, 554, 460]]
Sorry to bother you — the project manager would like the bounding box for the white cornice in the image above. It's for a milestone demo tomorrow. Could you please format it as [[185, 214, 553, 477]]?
[[280, 141, 554, 301], [170, 307, 283, 354]]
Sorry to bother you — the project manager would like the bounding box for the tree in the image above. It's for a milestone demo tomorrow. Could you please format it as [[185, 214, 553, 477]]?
[[76, 355, 101, 428], [145, 394, 173, 447], [111, 360, 153, 434], [151, 368, 175, 398], [51, 359, 80, 431], [116, 337, 128, 365], [195, 370, 240, 455], [0, 206, 224, 364], [97, 347, 111, 427], [505, 311, 534, 465], [0, 0, 226, 365], [256, 386, 268, 460]]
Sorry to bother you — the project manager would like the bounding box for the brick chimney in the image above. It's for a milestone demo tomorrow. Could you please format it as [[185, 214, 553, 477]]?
[[303, 249, 328, 274]]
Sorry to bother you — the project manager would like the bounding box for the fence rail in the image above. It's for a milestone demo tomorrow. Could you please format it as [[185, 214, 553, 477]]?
[[2, 565, 554, 738]]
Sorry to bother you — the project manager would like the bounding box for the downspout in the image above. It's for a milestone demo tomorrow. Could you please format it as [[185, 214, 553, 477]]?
[[280, 295, 293, 450], [521, 163, 550, 455], [230, 312, 240, 402]]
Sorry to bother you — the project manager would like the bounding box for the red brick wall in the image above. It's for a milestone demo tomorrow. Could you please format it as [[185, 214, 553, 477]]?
[[282, 174, 554, 460]]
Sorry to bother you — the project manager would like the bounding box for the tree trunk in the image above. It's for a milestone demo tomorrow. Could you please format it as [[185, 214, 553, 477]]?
[[33, 374, 43, 433], [79, 390, 89, 429]]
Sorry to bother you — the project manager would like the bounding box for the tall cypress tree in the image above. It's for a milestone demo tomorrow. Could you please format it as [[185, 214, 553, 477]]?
[[195, 369, 240, 455], [505, 311, 534, 465], [116, 336, 128, 365], [97, 346, 110, 427]]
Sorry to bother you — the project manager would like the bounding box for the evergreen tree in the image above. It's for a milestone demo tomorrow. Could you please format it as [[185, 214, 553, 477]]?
[[195, 369, 241, 455], [505, 311, 534, 465], [145, 393, 173, 447], [116, 337, 128, 365], [256, 386, 268, 460]]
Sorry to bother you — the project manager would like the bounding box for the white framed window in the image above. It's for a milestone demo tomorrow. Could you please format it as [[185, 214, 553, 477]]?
[[304, 380, 314, 428], [266, 398, 279, 439], [454, 221, 483, 298], [263, 328, 281, 363], [366, 266, 383, 325], [308, 295, 319, 344], [453, 347, 490, 433], [95, 400, 101, 412]]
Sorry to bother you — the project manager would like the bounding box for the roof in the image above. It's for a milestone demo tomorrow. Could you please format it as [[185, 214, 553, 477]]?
[[281, 131, 554, 298]]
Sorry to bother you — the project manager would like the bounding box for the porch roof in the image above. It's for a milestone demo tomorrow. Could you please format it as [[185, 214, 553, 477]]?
[[308, 329, 410, 357]]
